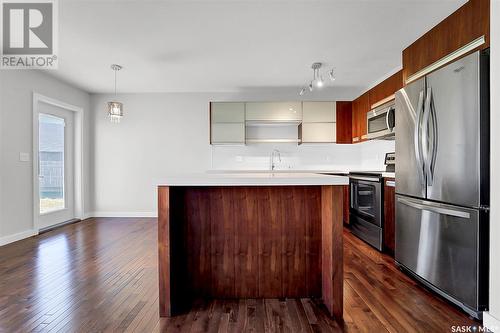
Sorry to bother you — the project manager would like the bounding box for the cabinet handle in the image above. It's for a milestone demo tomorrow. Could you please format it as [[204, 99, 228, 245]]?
[[386, 180, 395, 187], [353, 137, 359, 142]]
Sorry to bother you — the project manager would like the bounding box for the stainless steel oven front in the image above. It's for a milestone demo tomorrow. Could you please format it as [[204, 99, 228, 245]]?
[[366, 100, 396, 140], [349, 174, 383, 250]]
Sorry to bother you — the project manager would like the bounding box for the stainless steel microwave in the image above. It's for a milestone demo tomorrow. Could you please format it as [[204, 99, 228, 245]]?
[[366, 100, 395, 140]]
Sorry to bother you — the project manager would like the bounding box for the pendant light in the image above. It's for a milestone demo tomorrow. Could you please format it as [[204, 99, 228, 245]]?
[[107, 64, 123, 123]]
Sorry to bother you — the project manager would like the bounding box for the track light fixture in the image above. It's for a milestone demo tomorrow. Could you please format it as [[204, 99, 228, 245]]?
[[328, 69, 336, 81], [299, 62, 336, 95]]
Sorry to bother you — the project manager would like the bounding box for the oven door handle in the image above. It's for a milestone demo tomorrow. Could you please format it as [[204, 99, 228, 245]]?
[[349, 176, 381, 182]]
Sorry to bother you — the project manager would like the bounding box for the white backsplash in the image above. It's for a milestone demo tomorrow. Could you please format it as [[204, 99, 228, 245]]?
[[210, 140, 395, 171]]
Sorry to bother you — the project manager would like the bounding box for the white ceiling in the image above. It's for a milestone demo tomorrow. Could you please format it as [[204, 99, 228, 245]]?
[[49, 0, 466, 97]]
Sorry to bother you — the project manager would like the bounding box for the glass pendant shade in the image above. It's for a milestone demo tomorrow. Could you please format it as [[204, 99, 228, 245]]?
[[107, 64, 123, 123], [107, 101, 123, 123]]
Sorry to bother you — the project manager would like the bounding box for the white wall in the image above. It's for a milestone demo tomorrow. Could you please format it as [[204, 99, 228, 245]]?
[[90, 93, 212, 216], [90, 91, 394, 216], [484, 0, 500, 330], [0, 71, 91, 244]]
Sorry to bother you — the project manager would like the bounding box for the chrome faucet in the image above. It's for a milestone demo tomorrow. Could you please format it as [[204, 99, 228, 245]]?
[[270, 149, 281, 170]]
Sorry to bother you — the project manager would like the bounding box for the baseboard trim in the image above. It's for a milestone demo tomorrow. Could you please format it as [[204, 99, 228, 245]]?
[[82, 212, 94, 220], [91, 211, 157, 218], [39, 218, 81, 234], [0, 229, 38, 247], [484, 312, 500, 332]]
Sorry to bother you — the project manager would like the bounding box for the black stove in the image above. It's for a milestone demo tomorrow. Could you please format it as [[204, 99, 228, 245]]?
[[348, 152, 395, 251]]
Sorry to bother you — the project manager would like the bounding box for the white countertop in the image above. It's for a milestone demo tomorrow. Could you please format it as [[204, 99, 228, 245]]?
[[207, 169, 396, 179], [157, 172, 349, 186]]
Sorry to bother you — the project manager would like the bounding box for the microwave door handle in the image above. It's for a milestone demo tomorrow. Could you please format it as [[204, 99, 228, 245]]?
[[414, 90, 425, 187], [385, 109, 390, 131], [390, 107, 396, 130], [386, 107, 396, 131]]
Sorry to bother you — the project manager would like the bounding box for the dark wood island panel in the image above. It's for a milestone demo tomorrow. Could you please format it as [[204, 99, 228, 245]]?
[[158, 185, 343, 321]]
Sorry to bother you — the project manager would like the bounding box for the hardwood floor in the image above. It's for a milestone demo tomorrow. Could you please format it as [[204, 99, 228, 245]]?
[[0, 218, 477, 332]]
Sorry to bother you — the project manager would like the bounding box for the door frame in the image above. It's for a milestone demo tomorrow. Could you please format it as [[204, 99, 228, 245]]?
[[32, 92, 84, 232]]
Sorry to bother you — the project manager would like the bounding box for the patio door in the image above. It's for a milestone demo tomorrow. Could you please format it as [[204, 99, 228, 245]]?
[[37, 102, 75, 230]]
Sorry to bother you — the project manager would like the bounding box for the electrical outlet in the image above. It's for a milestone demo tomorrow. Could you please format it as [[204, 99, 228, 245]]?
[[19, 152, 30, 162]]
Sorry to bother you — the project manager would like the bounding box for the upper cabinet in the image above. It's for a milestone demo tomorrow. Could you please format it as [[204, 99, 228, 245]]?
[[211, 102, 245, 123], [302, 102, 336, 122], [245, 102, 302, 122], [351, 98, 359, 143], [210, 102, 245, 145], [368, 71, 403, 107], [351, 93, 369, 143], [335, 101, 352, 144], [209, 101, 342, 145], [301, 102, 336, 143], [301, 123, 336, 143], [402, 0, 489, 83]]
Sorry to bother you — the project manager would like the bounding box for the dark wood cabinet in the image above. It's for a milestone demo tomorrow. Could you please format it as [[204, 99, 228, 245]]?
[[369, 70, 404, 107], [352, 93, 369, 143], [158, 185, 344, 318], [351, 98, 360, 143], [358, 92, 369, 141], [343, 185, 350, 225], [402, 0, 489, 82], [336, 101, 352, 144], [383, 178, 396, 256]]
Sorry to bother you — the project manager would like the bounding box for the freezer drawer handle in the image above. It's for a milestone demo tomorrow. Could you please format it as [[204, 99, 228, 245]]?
[[397, 197, 470, 219]]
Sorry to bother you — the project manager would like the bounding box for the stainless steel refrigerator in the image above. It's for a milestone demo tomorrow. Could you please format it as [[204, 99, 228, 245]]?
[[394, 50, 489, 319]]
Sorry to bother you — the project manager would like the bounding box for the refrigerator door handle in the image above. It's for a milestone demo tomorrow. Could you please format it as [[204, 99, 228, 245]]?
[[422, 87, 434, 184], [397, 197, 471, 219], [414, 90, 425, 186], [429, 93, 438, 184]]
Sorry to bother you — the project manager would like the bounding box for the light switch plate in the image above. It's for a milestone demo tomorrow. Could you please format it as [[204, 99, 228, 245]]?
[[19, 152, 30, 162]]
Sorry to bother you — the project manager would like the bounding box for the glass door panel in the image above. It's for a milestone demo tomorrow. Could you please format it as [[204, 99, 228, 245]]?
[[39, 114, 65, 214], [350, 179, 382, 226]]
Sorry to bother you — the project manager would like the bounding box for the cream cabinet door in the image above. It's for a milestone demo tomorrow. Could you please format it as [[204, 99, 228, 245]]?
[[211, 102, 245, 123], [245, 102, 302, 121], [302, 102, 336, 122], [301, 123, 336, 143], [211, 123, 245, 144]]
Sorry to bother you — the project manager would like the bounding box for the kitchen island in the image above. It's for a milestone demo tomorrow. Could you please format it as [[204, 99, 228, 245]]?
[[157, 173, 347, 321]]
